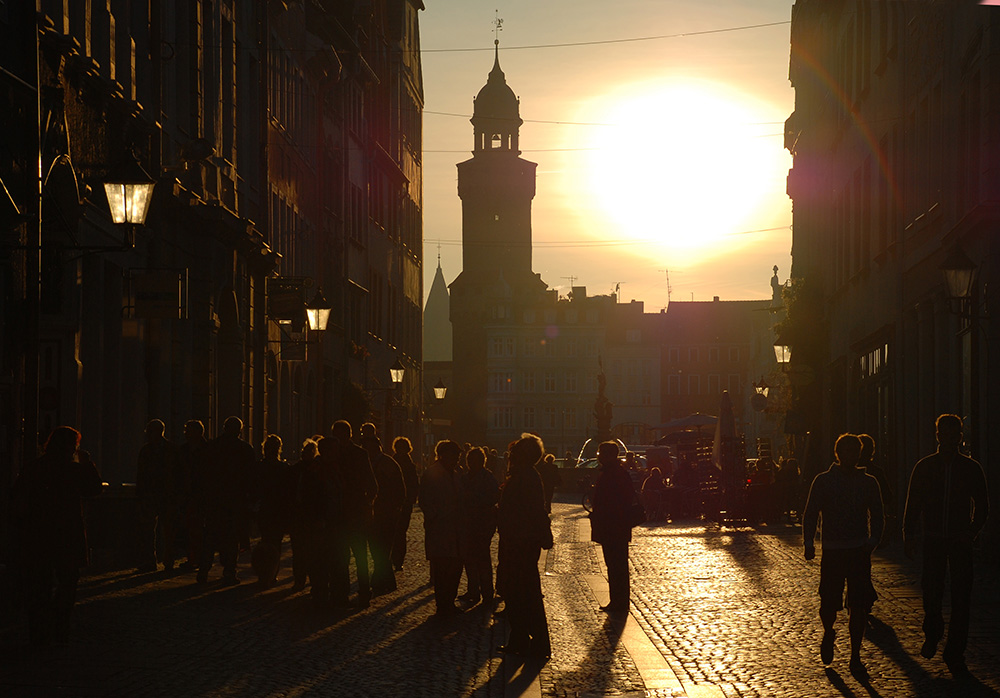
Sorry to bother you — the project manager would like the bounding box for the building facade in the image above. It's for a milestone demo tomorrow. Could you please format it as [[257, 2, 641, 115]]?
[[785, 1, 998, 528], [0, 1, 423, 500]]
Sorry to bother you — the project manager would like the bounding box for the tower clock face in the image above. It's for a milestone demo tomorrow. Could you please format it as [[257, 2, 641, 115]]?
[[580, 79, 789, 265]]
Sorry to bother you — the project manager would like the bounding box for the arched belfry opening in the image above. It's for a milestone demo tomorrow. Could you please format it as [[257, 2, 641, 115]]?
[[471, 40, 522, 155]]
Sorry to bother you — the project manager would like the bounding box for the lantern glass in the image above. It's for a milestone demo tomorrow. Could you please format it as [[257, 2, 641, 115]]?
[[774, 343, 792, 364], [306, 307, 331, 331], [305, 288, 332, 331], [433, 379, 447, 400], [389, 359, 405, 385]]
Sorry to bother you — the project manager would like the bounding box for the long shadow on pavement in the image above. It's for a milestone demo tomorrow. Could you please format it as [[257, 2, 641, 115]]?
[[547, 612, 628, 697]]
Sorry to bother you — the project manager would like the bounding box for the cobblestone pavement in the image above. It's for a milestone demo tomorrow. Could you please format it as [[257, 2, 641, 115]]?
[[2, 499, 999, 697], [627, 516, 1000, 698]]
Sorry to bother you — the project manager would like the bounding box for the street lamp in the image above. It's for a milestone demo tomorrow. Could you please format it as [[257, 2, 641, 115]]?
[[433, 378, 447, 400], [305, 287, 332, 331], [940, 246, 976, 303], [103, 153, 156, 247], [773, 332, 792, 365], [389, 358, 405, 386]]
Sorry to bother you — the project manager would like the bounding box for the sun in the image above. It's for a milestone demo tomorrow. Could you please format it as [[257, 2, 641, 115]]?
[[580, 79, 788, 264]]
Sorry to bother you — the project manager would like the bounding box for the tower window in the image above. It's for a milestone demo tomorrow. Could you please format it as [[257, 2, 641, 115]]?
[[494, 213, 500, 222], [491, 133, 502, 149]]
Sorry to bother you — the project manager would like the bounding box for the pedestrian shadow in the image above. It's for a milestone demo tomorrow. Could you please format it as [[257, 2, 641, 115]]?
[[824, 667, 861, 697], [547, 612, 629, 696], [498, 654, 543, 696]]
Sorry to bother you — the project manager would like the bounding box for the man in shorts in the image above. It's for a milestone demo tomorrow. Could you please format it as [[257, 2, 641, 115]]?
[[802, 433, 884, 677]]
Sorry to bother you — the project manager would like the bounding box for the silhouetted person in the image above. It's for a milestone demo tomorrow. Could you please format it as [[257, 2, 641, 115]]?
[[421, 439, 465, 616], [802, 434, 884, 678], [775, 457, 801, 522], [460, 447, 499, 606], [286, 438, 319, 591], [591, 441, 636, 613], [135, 419, 181, 573], [331, 420, 377, 608], [253, 434, 288, 586], [179, 420, 210, 571], [489, 447, 505, 484], [903, 414, 989, 677], [11, 426, 103, 646], [641, 466, 668, 521], [538, 453, 561, 514], [671, 457, 699, 519], [497, 434, 553, 659], [859, 434, 892, 520], [308, 436, 347, 607], [198, 416, 254, 585], [362, 426, 405, 596], [391, 436, 419, 571]]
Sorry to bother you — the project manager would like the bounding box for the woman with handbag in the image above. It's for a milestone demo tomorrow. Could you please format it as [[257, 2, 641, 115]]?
[[590, 441, 641, 613]]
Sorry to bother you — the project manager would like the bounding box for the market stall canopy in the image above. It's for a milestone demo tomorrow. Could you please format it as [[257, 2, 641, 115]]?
[[659, 413, 718, 430]]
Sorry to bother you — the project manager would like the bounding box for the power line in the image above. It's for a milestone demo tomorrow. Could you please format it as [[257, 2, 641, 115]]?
[[424, 109, 787, 128], [423, 226, 790, 249], [421, 20, 792, 53]]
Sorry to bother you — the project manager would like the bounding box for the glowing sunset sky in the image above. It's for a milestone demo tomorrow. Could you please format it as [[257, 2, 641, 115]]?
[[420, 0, 794, 308]]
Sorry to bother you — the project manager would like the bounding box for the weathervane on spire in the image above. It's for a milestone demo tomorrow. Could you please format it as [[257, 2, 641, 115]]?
[[493, 10, 503, 45]]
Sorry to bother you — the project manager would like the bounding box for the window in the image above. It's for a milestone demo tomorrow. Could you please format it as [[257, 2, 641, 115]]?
[[668, 375, 680, 395], [492, 406, 513, 430], [689, 348, 699, 362], [564, 409, 577, 430], [565, 309, 578, 324], [708, 374, 720, 394], [709, 347, 720, 362], [544, 372, 557, 392], [523, 310, 536, 323], [489, 372, 514, 393], [565, 373, 578, 392], [489, 337, 515, 357], [523, 372, 536, 392], [544, 407, 557, 429], [566, 338, 578, 357], [689, 375, 701, 395], [729, 375, 741, 394], [669, 347, 680, 363], [523, 407, 535, 429], [729, 347, 740, 362], [544, 310, 556, 324], [585, 339, 599, 357]]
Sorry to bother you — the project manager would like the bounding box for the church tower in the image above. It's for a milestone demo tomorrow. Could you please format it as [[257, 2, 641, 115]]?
[[450, 42, 546, 445]]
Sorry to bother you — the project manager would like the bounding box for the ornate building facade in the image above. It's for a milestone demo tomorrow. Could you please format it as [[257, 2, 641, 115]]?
[[0, 1, 423, 499], [785, 1, 998, 530]]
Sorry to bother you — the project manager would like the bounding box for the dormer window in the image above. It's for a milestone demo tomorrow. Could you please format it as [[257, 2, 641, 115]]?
[[491, 133, 502, 149]]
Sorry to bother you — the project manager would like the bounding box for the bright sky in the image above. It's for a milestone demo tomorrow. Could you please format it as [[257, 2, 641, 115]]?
[[420, 0, 794, 309]]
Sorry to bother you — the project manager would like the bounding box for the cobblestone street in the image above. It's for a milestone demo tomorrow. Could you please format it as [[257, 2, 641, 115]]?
[[2, 498, 999, 697]]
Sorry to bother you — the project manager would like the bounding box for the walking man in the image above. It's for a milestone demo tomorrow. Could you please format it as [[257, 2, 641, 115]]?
[[135, 419, 180, 573], [420, 439, 465, 616], [903, 414, 989, 676], [802, 433, 884, 678], [590, 441, 636, 613], [331, 420, 377, 608]]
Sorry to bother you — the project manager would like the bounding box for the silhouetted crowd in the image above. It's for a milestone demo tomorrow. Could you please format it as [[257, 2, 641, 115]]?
[[7, 414, 989, 680]]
